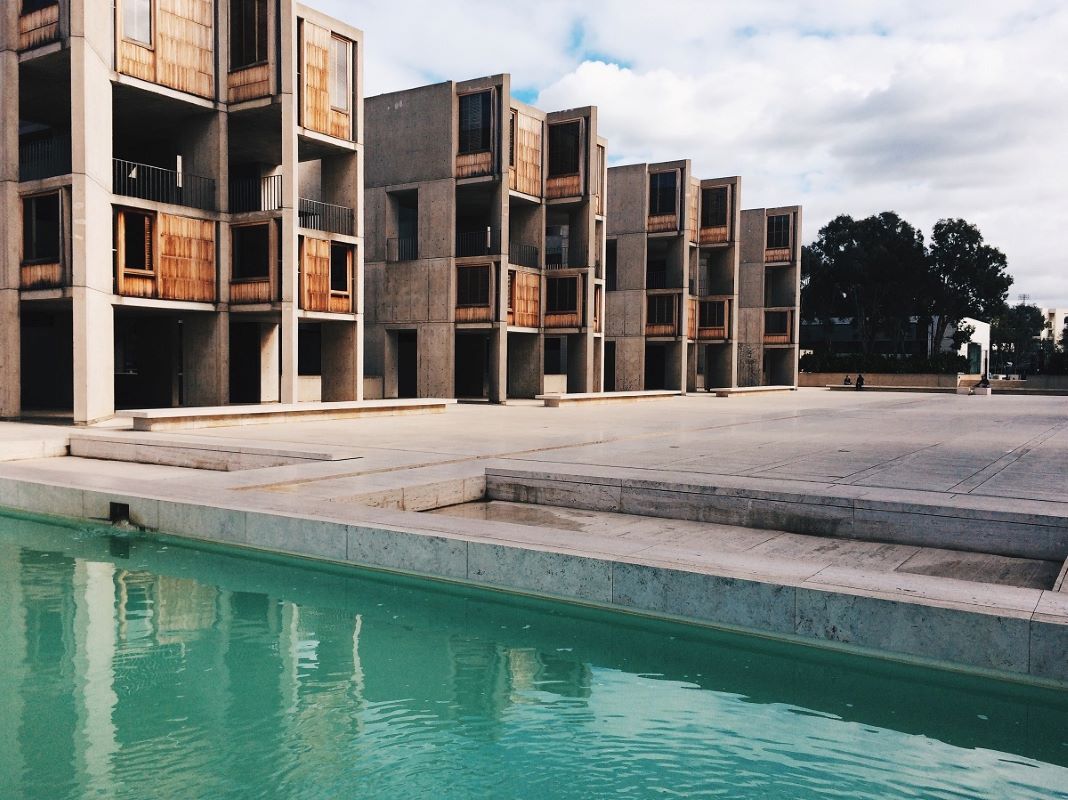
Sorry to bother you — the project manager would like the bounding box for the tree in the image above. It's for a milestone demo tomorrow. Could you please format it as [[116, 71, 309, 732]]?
[[803, 213, 928, 354], [926, 219, 1012, 355], [990, 303, 1044, 374]]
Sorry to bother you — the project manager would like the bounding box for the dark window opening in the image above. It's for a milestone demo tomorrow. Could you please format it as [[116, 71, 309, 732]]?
[[122, 211, 154, 271], [21, 0, 58, 14], [605, 240, 618, 291], [767, 214, 791, 249], [459, 91, 492, 154], [649, 171, 677, 216], [647, 295, 675, 325], [22, 193, 60, 264], [700, 301, 725, 328], [701, 187, 728, 228], [298, 323, 321, 376], [548, 121, 580, 176], [330, 243, 350, 292], [457, 265, 490, 306], [765, 311, 790, 335], [545, 337, 567, 374], [230, 0, 269, 70], [546, 277, 577, 313], [231, 224, 270, 279]]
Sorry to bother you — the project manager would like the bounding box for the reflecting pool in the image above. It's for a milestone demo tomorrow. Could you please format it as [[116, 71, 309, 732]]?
[[1, 512, 1066, 799]]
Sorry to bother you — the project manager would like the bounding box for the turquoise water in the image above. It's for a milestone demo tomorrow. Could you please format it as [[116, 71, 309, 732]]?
[[1, 513, 1067, 800]]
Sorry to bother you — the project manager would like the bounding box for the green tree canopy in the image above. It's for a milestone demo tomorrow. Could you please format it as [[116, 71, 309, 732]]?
[[991, 303, 1044, 372]]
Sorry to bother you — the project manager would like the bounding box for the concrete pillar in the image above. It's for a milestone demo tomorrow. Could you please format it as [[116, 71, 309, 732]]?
[[260, 323, 281, 402], [72, 287, 113, 424], [183, 313, 228, 406], [0, 6, 20, 417], [321, 321, 359, 401], [279, 0, 300, 404]]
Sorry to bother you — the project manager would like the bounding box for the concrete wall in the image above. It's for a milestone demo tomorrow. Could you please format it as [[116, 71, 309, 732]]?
[[799, 373, 965, 388]]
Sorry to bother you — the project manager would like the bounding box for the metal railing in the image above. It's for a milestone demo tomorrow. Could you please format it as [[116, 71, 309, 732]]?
[[646, 269, 671, 290], [508, 241, 539, 269], [456, 228, 499, 258], [545, 243, 587, 269], [230, 175, 283, 213], [113, 158, 217, 211], [299, 197, 355, 236], [19, 133, 71, 182], [387, 237, 419, 262]]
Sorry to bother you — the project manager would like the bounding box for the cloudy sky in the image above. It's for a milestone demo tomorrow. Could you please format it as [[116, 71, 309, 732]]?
[[318, 0, 1068, 308]]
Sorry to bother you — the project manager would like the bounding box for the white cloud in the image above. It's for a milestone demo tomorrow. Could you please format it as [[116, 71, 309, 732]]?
[[317, 0, 1068, 307]]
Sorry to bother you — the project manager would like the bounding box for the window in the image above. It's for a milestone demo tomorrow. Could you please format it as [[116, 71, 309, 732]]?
[[701, 187, 728, 228], [298, 323, 321, 376], [765, 311, 790, 335], [700, 301, 725, 328], [123, 0, 152, 45], [329, 37, 351, 111], [509, 110, 516, 168], [120, 210, 154, 271], [231, 224, 270, 279], [647, 295, 675, 325], [458, 91, 492, 154], [767, 214, 791, 249], [546, 277, 578, 313], [605, 240, 618, 291], [457, 265, 489, 306], [545, 337, 567, 374], [21, 0, 58, 13], [330, 243, 350, 292], [230, 0, 268, 69], [548, 121, 580, 176], [22, 193, 60, 264], [648, 171, 677, 216]]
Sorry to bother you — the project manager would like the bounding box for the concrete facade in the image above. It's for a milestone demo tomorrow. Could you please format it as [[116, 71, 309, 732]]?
[[2, 0, 364, 423], [363, 76, 606, 402], [606, 162, 800, 392]]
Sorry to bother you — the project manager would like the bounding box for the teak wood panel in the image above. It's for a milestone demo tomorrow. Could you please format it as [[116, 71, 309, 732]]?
[[20, 262, 63, 290], [19, 5, 60, 50], [646, 294, 679, 337], [687, 298, 698, 340], [508, 270, 540, 328], [647, 213, 678, 233], [593, 284, 602, 333], [230, 278, 275, 304], [302, 22, 352, 140], [157, 213, 216, 301], [508, 112, 542, 195], [700, 225, 729, 245], [457, 150, 493, 179], [765, 247, 792, 264], [688, 181, 699, 243], [698, 326, 727, 341], [546, 174, 581, 200], [117, 0, 214, 98], [455, 305, 494, 323], [300, 237, 329, 312], [228, 63, 272, 103]]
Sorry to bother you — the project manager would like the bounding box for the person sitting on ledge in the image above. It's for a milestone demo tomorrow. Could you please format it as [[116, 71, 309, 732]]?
[[855, 373, 865, 391], [979, 374, 991, 388], [843, 375, 852, 386]]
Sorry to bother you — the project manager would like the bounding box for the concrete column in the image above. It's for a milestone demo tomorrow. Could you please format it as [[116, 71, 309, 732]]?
[[72, 287, 113, 424], [279, 0, 300, 404], [260, 322, 281, 402], [183, 313, 228, 406], [321, 320, 359, 401], [0, 6, 20, 417]]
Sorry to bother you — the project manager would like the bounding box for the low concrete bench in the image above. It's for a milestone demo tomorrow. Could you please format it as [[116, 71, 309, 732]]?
[[535, 390, 681, 408], [827, 385, 956, 394], [124, 398, 454, 432], [712, 385, 796, 398]]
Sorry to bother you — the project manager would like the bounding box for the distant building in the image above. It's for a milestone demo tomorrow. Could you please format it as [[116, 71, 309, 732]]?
[[1040, 308, 1066, 344]]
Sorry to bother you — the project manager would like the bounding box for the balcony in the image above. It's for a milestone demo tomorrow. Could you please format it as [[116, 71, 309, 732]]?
[[300, 239, 353, 314], [230, 175, 283, 214], [647, 214, 678, 234], [545, 243, 587, 270], [646, 294, 680, 337], [456, 264, 493, 323], [765, 247, 793, 264], [387, 237, 419, 262], [508, 241, 539, 269], [20, 134, 71, 182], [456, 228, 499, 259], [19, 3, 61, 51], [299, 198, 355, 237], [699, 225, 730, 245], [697, 300, 730, 341], [113, 159, 217, 212], [646, 269, 673, 290]]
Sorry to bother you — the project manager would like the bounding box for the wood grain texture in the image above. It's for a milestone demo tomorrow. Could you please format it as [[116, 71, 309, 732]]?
[[20, 262, 63, 290], [765, 247, 792, 264], [508, 111, 541, 195], [687, 297, 698, 340], [508, 270, 540, 328], [457, 150, 493, 179], [688, 181, 699, 243], [228, 63, 271, 103], [546, 174, 581, 200], [157, 213, 216, 302], [18, 5, 60, 50], [229, 278, 275, 304], [300, 237, 330, 312], [700, 225, 729, 245], [302, 22, 352, 140], [117, 0, 214, 98], [647, 213, 678, 234]]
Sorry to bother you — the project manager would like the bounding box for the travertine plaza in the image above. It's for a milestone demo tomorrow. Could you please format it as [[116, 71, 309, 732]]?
[[0, 0, 1066, 736]]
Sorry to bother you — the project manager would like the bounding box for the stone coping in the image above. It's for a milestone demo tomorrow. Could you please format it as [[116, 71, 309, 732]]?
[[0, 466, 1065, 686], [828, 385, 956, 394], [124, 399, 455, 431], [535, 390, 681, 407]]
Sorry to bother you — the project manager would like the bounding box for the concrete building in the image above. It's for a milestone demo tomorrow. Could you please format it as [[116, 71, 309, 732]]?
[[1041, 308, 1066, 345], [605, 162, 800, 392], [2, 0, 364, 424], [363, 76, 607, 402]]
